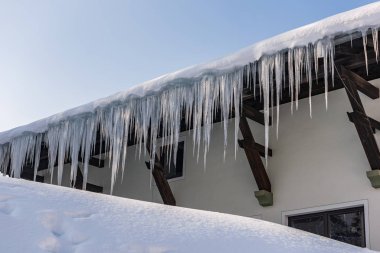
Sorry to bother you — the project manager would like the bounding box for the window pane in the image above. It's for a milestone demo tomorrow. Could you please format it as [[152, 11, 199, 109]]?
[[328, 210, 365, 247], [289, 215, 325, 236]]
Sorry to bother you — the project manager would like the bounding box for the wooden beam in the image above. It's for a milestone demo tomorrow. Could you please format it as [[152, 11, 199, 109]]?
[[145, 142, 176, 206], [341, 66, 380, 170], [341, 67, 379, 99], [347, 112, 380, 133], [239, 116, 271, 192], [238, 139, 272, 157], [243, 104, 272, 126]]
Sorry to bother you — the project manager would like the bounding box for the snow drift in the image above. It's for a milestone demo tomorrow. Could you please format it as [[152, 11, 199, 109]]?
[[0, 176, 375, 253]]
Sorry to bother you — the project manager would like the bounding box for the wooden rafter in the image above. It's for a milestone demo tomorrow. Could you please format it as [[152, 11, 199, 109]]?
[[242, 104, 272, 126], [340, 66, 380, 170], [238, 139, 272, 157], [342, 67, 379, 99]]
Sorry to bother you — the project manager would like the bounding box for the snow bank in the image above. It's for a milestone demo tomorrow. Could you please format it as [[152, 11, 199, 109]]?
[[2, 2, 380, 194], [0, 176, 374, 253]]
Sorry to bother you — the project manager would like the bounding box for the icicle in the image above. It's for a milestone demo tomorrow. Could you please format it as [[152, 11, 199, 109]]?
[[68, 119, 85, 186], [81, 117, 96, 191], [288, 49, 294, 114], [362, 30, 369, 76], [306, 44, 313, 118], [253, 62, 257, 97], [33, 135, 42, 181], [57, 122, 69, 186], [120, 106, 132, 181], [233, 70, 243, 159], [9, 136, 35, 178], [0, 145, 10, 175], [259, 56, 274, 165], [372, 28, 379, 63], [275, 53, 283, 138], [350, 34, 353, 48], [46, 127, 60, 183], [294, 48, 305, 110]]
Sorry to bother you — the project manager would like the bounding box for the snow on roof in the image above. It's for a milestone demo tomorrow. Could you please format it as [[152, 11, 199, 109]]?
[[1, 2, 380, 143], [0, 176, 374, 253], [2, 2, 380, 193]]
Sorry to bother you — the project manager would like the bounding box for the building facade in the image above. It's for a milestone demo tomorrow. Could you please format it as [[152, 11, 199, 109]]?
[[45, 78, 380, 250]]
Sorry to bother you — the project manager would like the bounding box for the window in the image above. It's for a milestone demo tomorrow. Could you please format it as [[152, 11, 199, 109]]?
[[288, 207, 365, 247], [159, 141, 185, 180]]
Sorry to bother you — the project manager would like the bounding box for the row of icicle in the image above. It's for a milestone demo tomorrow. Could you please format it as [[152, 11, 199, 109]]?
[[0, 28, 379, 194]]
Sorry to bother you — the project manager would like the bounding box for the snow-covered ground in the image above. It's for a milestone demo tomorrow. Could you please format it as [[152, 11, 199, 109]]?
[[0, 176, 375, 253]]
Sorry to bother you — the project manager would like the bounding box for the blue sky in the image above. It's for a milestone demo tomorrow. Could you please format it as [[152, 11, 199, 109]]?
[[0, 0, 377, 131]]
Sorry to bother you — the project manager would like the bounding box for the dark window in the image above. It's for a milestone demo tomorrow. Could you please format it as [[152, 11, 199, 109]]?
[[288, 207, 365, 247], [159, 141, 184, 180]]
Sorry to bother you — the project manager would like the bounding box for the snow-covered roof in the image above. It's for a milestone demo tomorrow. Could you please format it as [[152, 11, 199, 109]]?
[[0, 176, 374, 253], [1, 2, 380, 193], [1, 2, 380, 144]]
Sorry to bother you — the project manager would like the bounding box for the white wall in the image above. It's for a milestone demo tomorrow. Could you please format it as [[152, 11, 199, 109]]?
[[44, 79, 380, 250]]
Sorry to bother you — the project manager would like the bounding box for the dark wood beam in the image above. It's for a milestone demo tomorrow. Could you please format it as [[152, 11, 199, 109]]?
[[347, 112, 380, 133], [239, 115, 271, 192], [341, 66, 380, 170], [238, 139, 272, 157], [145, 141, 176, 206], [341, 66, 379, 99], [242, 104, 272, 126]]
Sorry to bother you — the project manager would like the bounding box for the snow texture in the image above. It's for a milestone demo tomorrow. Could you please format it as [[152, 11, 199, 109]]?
[[1, 2, 380, 192], [0, 176, 375, 253]]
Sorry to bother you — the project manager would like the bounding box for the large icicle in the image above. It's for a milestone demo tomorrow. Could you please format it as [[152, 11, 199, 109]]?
[[33, 134, 42, 181], [0, 145, 9, 175], [10, 135, 36, 178], [274, 53, 283, 138]]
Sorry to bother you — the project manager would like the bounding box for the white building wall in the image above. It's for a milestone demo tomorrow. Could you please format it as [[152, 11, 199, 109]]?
[[45, 79, 380, 250]]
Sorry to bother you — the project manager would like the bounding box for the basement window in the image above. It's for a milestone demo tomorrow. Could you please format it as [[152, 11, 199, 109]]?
[[288, 206, 365, 247], [159, 141, 185, 180]]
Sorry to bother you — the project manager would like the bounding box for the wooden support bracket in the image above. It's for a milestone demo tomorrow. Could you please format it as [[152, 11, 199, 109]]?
[[243, 104, 272, 126], [238, 139, 273, 157], [341, 66, 380, 174], [145, 142, 176, 206], [347, 112, 380, 133], [342, 66, 379, 99], [239, 115, 272, 206]]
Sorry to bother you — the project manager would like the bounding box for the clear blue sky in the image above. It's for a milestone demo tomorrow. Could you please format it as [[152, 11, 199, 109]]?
[[0, 0, 377, 132]]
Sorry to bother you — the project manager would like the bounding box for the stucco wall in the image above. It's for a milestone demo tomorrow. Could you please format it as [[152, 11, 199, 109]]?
[[45, 78, 380, 250]]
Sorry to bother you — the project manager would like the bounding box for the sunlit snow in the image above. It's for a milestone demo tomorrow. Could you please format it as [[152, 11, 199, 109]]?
[[0, 176, 374, 253]]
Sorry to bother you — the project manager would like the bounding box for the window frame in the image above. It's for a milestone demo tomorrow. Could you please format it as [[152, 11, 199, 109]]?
[[281, 200, 370, 248]]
